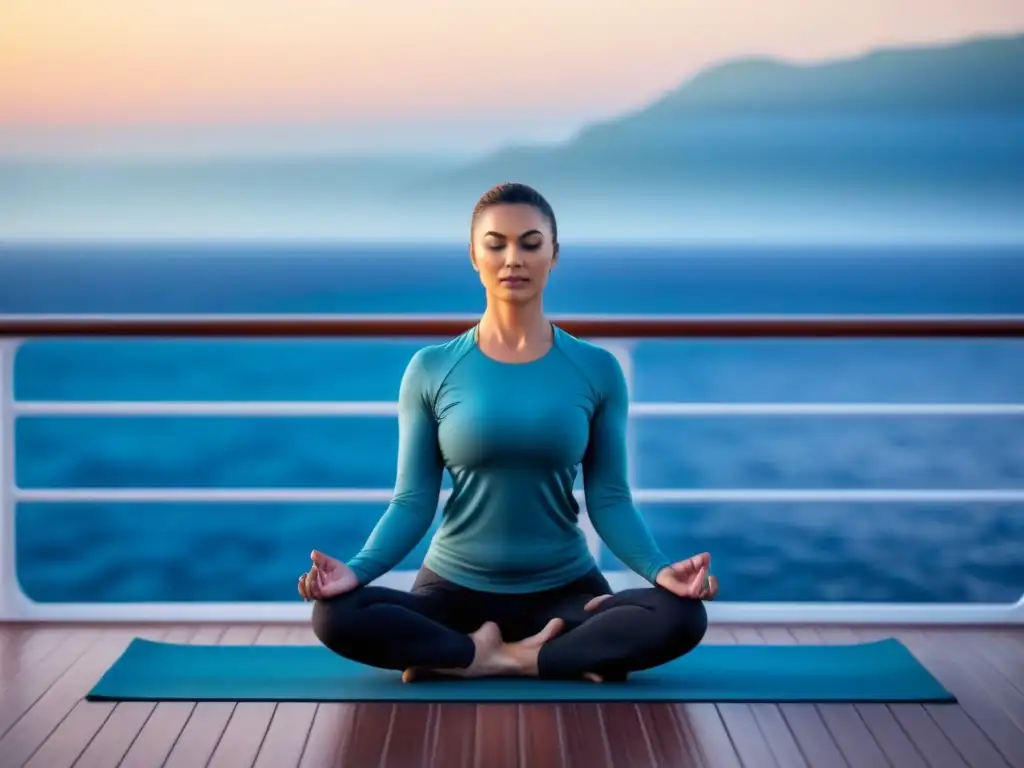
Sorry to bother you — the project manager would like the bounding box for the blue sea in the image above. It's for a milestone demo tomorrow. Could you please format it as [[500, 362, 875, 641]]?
[[2, 244, 1023, 605]]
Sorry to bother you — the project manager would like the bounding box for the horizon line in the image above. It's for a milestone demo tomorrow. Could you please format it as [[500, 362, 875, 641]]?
[[3, 237, 1024, 250]]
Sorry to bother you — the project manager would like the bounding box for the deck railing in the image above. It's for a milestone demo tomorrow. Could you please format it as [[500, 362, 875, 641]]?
[[2, 313, 1023, 625]]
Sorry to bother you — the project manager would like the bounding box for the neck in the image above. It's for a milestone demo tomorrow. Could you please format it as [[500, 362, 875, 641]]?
[[478, 299, 549, 349]]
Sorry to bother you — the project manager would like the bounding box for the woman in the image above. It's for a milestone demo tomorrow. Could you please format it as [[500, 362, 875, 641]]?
[[299, 182, 718, 683]]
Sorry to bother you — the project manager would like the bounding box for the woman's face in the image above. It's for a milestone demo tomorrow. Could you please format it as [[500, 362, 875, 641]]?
[[470, 203, 558, 306]]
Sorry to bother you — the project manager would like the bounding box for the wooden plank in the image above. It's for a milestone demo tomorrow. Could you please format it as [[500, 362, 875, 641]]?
[[0, 627, 165, 768], [25, 626, 194, 768], [786, 626, 889, 768], [675, 702, 742, 768], [425, 703, 475, 768], [853, 626, 1010, 768], [290, 625, 358, 768], [339, 703, 397, 766], [856, 705, 930, 768], [887, 703, 970, 768], [380, 704, 434, 767], [900, 628, 1024, 767], [756, 626, 849, 768], [634, 703, 704, 767], [0, 628, 78, 692], [160, 624, 261, 768], [0, 622, 1016, 768], [252, 627, 319, 768], [847, 627, 970, 768], [707, 627, 780, 767], [600, 703, 659, 766], [963, 630, 1024, 697], [206, 625, 291, 768], [72, 626, 201, 768], [518, 704, 567, 766], [114, 625, 227, 768], [730, 626, 810, 767], [296, 702, 356, 768], [815, 626, 929, 768], [998, 628, 1024, 653], [473, 704, 519, 768], [558, 703, 613, 768], [0, 629, 104, 743]]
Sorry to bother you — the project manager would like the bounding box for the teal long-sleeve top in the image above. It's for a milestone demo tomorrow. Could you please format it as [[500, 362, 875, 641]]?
[[345, 324, 672, 593]]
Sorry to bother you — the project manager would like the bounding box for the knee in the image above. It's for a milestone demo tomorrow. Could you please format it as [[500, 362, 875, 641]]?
[[310, 589, 364, 652], [648, 589, 708, 655]]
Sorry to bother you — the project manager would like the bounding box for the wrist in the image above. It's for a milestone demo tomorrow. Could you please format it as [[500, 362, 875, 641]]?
[[345, 561, 371, 587], [651, 562, 672, 586]]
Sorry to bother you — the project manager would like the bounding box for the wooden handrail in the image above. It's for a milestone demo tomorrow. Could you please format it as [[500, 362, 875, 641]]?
[[2, 314, 1024, 338]]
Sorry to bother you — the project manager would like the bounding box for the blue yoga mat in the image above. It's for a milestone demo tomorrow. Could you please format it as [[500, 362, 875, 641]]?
[[87, 637, 954, 703]]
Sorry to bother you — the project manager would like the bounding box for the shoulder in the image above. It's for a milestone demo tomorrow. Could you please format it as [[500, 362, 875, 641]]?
[[403, 328, 476, 389], [552, 326, 626, 393]]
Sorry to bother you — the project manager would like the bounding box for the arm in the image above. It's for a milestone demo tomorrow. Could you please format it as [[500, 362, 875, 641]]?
[[345, 349, 444, 585], [582, 351, 671, 585]]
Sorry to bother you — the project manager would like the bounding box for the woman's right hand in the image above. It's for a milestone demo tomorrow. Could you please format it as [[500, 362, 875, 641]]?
[[298, 550, 359, 601]]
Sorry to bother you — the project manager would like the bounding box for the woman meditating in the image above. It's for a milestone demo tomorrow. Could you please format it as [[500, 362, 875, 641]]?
[[298, 182, 718, 683]]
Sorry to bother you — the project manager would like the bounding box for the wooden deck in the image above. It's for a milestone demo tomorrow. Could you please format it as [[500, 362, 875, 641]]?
[[0, 622, 1020, 767]]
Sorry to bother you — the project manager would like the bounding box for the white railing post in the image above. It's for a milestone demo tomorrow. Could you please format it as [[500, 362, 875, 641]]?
[[0, 341, 20, 621]]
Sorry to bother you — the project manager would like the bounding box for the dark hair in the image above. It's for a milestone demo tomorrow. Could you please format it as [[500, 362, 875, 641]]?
[[471, 182, 558, 244]]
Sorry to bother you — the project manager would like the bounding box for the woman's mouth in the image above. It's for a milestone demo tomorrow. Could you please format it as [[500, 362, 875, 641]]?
[[500, 276, 529, 287]]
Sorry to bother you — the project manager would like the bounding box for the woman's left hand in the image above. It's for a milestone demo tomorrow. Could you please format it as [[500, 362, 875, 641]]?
[[655, 552, 718, 600], [583, 551, 718, 614]]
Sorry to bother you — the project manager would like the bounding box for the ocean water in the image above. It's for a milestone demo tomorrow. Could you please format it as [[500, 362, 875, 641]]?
[[3, 113, 1024, 244], [2, 244, 1023, 604]]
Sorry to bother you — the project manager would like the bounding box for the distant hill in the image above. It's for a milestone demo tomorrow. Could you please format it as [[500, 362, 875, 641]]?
[[610, 33, 1024, 118], [414, 33, 1024, 197]]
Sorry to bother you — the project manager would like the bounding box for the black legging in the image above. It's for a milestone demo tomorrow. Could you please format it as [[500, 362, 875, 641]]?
[[312, 567, 708, 681]]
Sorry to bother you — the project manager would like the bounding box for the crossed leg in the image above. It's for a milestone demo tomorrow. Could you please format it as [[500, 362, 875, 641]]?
[[311, 568, 562, 677], [526, 586, 709, 681], [311, 581, 481, 671], [311, 569, 707, 682]]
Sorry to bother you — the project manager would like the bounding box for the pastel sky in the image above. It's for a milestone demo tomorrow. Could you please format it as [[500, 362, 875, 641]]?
[[2, 0, 1023, 155]]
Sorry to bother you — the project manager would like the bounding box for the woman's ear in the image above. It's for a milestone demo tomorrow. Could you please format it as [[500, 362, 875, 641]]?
[[550, 242, 559, 271], [468, 243, 479, 272]]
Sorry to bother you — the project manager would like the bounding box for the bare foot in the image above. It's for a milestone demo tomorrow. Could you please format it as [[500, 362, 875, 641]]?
[[403, 622, 507, 682], [502, 618, 565, 676], [403, 619, 565, 682], [582, 671, 629, 683]]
